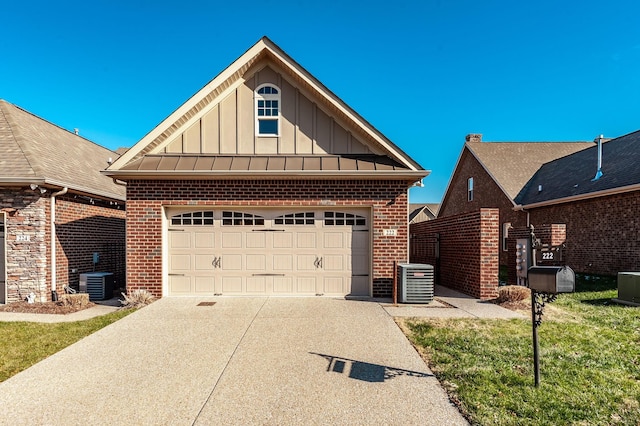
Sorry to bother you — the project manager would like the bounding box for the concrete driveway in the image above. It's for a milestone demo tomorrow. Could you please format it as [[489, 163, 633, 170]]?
[[0, 298, 467, 425]]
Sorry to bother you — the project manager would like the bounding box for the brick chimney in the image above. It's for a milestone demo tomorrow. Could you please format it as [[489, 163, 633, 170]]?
[[465, 133, 482, 143]]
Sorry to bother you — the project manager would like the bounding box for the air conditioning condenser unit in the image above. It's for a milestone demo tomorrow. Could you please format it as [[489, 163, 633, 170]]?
[[397, 263, 434, 304], [79, 272, 114, 301]]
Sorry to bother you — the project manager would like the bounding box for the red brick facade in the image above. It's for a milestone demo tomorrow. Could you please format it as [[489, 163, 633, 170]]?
[[125, 179, 412, 298], [410, 208, 499, 299], [1, 188, 125, 303], [438, 148, 527, 266], [54, 195, 126, 293], [526, 191, 640, 276]]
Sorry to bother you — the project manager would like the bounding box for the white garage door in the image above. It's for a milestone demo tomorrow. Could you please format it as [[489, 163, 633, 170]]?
[[167, 209, 370, 297]]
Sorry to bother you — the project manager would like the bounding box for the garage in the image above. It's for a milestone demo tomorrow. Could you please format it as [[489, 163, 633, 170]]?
[[167, 208, 370, 297]]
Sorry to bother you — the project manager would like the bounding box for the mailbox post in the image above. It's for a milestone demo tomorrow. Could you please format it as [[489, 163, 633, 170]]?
[[527, 265, 575, 386]]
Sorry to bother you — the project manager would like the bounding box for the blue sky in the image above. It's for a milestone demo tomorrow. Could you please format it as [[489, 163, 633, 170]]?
[[2, 1, 639, 203]]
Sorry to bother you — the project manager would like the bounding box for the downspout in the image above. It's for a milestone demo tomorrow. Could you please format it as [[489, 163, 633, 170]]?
[[50, 187, 68, 301]]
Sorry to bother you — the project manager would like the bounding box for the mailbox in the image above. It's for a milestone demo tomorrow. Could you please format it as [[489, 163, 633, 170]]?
[[528, 266, 575, 293]]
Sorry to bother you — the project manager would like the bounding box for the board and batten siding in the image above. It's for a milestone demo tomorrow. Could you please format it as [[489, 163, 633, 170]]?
[[162, 65, 374, 156]]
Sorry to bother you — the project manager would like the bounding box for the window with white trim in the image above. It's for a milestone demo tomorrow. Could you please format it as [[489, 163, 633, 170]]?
[[467, 177, 474, 201], [255, 84, 280, 136], [502, 222, 511, 251]]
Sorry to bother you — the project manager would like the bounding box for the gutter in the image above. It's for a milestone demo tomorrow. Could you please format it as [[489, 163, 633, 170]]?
[[50, 187, 68, 301], [102, 170, 431, 180]]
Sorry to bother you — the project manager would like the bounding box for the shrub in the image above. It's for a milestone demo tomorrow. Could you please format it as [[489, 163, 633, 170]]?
[[119, 290, 155, 309], [496, 285, 530, 303]]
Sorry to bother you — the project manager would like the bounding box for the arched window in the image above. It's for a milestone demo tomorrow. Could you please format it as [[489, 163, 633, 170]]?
[[255, 84, 280, 136]]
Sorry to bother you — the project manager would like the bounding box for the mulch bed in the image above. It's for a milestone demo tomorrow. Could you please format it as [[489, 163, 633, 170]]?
[[0, 301, 96, 315]]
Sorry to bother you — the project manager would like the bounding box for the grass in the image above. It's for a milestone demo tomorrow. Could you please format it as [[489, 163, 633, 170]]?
[[402, 275, 640, 425], [0, 309, 132, 383]]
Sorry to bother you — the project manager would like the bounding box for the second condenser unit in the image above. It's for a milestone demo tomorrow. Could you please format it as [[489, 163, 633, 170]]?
[[397, 263, 435, 304], [79, 272, 114, 301]]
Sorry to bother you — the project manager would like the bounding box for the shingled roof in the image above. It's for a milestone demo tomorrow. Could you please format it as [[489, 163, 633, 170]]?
[[466, 138, 592, 201], [515, 130, 640, 207], [0, 100, 125, 201]]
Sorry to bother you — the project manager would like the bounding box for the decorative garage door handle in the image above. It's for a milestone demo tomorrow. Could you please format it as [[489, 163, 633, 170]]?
[[314, 256, 323, 269], [212, 257, 221, 269]]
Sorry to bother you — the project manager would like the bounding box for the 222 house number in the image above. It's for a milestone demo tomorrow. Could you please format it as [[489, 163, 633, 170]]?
[[542, 252, 554, 260]]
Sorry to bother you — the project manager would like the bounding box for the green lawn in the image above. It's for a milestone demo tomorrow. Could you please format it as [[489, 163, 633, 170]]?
[[0, 309, 132, 383], [402, 276, 640, 425]]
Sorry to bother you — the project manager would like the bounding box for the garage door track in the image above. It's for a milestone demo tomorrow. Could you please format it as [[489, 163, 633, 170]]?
[[0, 298, 467, 425]]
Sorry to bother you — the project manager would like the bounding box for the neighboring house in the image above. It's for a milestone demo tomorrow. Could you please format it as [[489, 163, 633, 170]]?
[[514, 131, 640, 275], [0, 100, 126, 303], [438, 133, 592, 266], [408, 203, 439, 224], [105, 37, 428, 299]]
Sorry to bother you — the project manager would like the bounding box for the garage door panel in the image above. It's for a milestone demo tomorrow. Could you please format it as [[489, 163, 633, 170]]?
[[169, 232, 191, 249], [273, 255, 293, 271], [350, 231, 369, 250], [194, 277, 215, 293], [274, 232, 294, 248], [296, 232, 316, 248], [170, 276, 192, 294], [222, 277, 243, 293], [221, 232, 242, 248], [323, 255, 344, 271], [246, 276, 267, 293], [170, 254, 191, 272], [323, 277, 345, 295], [273, 277, 293, 293], [323, 232, 344, 249], [296, 276, 317, 294], [246, 254, 266, 270], [221, 254, 242, 270], [194, 232, 215, 248], [246, 233, 266, 248], [194, 254, 215, 271], [296, 255, 317, 271]]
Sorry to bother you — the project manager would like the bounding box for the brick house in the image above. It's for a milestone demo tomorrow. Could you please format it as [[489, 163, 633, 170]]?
[[105, 37, 428, 299], [513, 131, 640, 276], [438, 133, 591, 271], [0, 100, 126, 303]]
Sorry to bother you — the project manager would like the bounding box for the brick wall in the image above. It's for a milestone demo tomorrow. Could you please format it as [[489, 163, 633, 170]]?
[[528, 191, 640, 276], [125, 179, 411, 298], [55, 195, 126, 294], [438, 147, 527, 266], [1, 189, 48, 302], [410, 208, 499, 299], [1, 188, 126, 303]]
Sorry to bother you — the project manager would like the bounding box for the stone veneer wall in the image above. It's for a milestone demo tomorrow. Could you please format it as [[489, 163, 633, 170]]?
[[1, 188, 48, 302]]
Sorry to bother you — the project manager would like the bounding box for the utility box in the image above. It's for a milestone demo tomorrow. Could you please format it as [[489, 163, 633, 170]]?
[[528, 266, 575, 294], [516, 238, 531, 279], [617, 272, 640, 305]]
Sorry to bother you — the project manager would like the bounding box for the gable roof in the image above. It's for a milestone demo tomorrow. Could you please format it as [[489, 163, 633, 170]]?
[[408, 203, 439, 223], [0, 100, 125, 201], [515, 130, 640, 207], [465, 139, 593, 201], [106, 37, 426, 181]]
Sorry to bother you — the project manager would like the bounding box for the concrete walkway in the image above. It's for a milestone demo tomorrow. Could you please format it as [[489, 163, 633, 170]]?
[[0, 297, 468, 425]]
